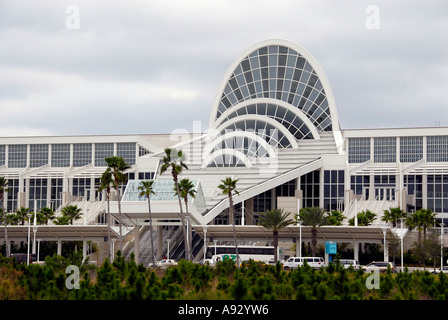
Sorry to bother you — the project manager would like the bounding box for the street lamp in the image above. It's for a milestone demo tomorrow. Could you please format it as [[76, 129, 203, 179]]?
[[203, 227, 208, 260], [399, 217, 406, 272], [166, 238, 171, 259], [297, 220, 302, 258], [26, 213, 32, 266], [440, 223, 444, 272]]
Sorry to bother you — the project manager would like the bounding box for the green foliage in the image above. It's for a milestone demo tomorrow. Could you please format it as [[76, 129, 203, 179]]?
[[348, 210, 377, 226], [4, 252, 448, 300]]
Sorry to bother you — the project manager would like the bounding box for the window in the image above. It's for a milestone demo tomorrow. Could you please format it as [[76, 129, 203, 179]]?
[[324, 170, 345, 211], [301, 170, 320, 208], [350, 175, 370, 199], [400, 136, 423, 162], [0, 145, 5, 166], [30, 144, 49, 167], [29, 178, 47, 209], [374, 137, 396, 163], [427, 175, 448, 213], [216, 45, 332, 132], [348, 138, 370, 163], [8, 145, 27, 168], [117, 142, 136, 165], [51, 144, 70, 167], [73, 144, 92, 167], [427, 136, 448, 162], [94, 143, 113, 167]]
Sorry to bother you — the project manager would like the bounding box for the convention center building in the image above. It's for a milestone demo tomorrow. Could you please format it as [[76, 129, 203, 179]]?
[[1, 39, 447, 264]]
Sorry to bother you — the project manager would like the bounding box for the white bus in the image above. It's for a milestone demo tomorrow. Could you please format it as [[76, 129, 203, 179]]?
[[206, 245, 276, 263]]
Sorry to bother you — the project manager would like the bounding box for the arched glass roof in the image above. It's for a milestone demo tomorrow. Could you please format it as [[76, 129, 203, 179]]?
[[214, 44, 332, 132]]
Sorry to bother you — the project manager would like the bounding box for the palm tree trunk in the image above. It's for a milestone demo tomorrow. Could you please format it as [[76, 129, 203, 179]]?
[[116, 184, 123, 251], [147, 198, 156, 266], [230, 193, 240, 264], [311, 227, 317, 257], [273, 230, 278, 262], [2, 210, 9, 257], [107, 191, 111, 261], [184, 199, 192, 261], [174, 177, 190, 261]]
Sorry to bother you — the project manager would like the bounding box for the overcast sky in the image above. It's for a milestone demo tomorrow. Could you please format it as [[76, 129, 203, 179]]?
[[0, 0, 447, 137]]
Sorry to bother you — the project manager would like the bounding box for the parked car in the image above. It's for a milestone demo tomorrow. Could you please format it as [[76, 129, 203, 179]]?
[[9, 253, 36, 264], [149, 259, 178, 268], [363, 261, 397, 273], [197, 259, 215, 266], [430, 266, 448, 274], [283, 257, 325, 270], [333, 259, 361, 270]]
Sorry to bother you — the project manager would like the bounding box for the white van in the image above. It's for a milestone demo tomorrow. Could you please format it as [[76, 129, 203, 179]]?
[[283, 257, 325, 270]]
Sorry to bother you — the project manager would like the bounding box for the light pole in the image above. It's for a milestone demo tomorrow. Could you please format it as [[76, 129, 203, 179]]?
[[26, 213, 32, 266], [440, 223, 444, 272], [32, 202, 37, 255], [203, 227, 207, 260], [166, 238, 171, 259], [297, 220, 302, 258], [399, 217, 405, 272]]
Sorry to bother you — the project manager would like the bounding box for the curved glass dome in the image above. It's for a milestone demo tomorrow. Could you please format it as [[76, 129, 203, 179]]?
[[205, 39, 340, 167], [211, 41, 336, 133]]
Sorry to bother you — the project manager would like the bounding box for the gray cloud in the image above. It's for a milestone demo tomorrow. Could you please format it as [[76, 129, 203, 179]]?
[[0, 0, 447, 136]]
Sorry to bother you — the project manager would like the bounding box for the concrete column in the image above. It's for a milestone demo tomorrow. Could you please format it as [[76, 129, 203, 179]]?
[[57, 240, 62, 256], [354, 241, 359, 261], [157, 226, 163, 260], [82, 239, 87, 262]]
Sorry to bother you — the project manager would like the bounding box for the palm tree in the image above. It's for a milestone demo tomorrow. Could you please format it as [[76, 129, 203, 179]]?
[[297, 207, 329, 257], [105, 156, 131, 251], [348, 210, 377, 226], [60, 205, 83, 225], [327, 210, 346, 226], [218, 177, 240, 263], [406, 208, 436, 266], [382, 207, 407, 228], [38, 207, 55, 225], [15, 207, 31, 225], [159, 148, 190, 261], [258, 208, 294, 262], [174, 178, 197, 262], [138, 180, 156, 266], [99, 170, 114, 260], [0, 177, 10, 256]]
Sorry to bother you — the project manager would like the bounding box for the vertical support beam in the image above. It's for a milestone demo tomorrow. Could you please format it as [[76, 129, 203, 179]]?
[[57, 240, 62, 256], [82, 239, 87, 262], [157, 226, 163, 260], [422, 174, 428, 209], [354, 241, 359, 261]]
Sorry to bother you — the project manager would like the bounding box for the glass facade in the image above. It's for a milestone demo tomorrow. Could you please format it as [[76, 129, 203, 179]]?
[[51, 144, 70, 167], [323, 170, 345, 211], [117, 142, 136, 165], [8, 145, 27, 168], [30, 144, 49, 167], [427, 136, 448, 162], [300, 170, 320, 208], [216, 45, 332, 132], [29, 178, 47, 209], [95, 143, 114, 167], [0, 145, 5, 166], [348, 138, 370, 164], [374, 137, 396, 163], [73, 143, 92, 167], [220, 103, 313, 140], [400, 136, 423, 163], [427, 175, 448, 213]]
